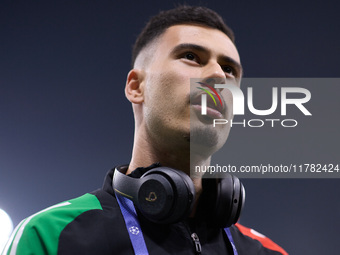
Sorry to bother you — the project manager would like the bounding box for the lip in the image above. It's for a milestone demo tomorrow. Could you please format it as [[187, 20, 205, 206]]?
[[190, 93, 225, 118], [191, 104, 223, 118]]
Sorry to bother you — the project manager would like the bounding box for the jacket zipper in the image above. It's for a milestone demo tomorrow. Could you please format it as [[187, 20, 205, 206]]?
[[183, 221, 202, 254], [191, 232, 202, 254]]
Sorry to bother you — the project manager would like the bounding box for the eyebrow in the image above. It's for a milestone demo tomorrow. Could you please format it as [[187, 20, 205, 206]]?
[[170, 43, 243, 76]]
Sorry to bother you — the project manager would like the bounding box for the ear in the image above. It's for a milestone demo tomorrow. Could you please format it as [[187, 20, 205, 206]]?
[[125, 69, 144, 104]]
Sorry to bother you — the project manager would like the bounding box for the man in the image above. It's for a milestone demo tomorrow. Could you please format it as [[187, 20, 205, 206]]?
[[2, 6, 287, 255]]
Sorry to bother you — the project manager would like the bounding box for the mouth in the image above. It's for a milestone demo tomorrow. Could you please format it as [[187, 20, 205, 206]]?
[[190, 93, 225, 119]]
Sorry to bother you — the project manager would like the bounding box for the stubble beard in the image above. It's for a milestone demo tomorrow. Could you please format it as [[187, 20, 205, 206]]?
[[189, 126, 219, 148]]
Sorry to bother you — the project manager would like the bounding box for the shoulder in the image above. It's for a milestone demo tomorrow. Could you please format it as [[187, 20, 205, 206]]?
[[2, 193, 103, 255], [230, 223, 288, 255]]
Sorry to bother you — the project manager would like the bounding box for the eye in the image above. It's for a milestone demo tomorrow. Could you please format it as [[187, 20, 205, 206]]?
[[185, 53, 195, 60], [182, 52, 200, 63], [222, 65, 235, 76]]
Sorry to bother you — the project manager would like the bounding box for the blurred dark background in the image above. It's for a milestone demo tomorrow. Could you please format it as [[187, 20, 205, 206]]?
[[1, 1, 339, 254]]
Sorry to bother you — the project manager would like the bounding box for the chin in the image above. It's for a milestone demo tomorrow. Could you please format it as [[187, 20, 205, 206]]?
[[190, 122, 230, 155]]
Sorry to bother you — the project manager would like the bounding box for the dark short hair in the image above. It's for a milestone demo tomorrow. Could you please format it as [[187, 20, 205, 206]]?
[[131, 5, 235, 67]]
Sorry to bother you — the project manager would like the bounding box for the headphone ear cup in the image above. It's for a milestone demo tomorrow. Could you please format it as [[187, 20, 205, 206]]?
[[137, 174, 176, 221], [214, 174, 245, 228], [138, 167, 195, 224]]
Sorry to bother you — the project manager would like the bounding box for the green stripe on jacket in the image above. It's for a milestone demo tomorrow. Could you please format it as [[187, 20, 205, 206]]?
[[3, 193, 102, 255]]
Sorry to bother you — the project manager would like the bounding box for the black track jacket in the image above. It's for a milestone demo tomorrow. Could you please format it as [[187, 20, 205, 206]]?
[[3, 167, 287, 255]]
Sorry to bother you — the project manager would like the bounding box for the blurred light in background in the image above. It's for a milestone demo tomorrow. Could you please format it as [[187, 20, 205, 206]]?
[[0, 209, 13, 252]]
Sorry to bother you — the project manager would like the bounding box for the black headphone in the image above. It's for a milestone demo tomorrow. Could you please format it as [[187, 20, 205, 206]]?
[[112, 166, 245, 227]]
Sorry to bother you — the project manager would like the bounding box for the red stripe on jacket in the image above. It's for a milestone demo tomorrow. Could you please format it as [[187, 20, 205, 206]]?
[[235, 223, 288, 255]]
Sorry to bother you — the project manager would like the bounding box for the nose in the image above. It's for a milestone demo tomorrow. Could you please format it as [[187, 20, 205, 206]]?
[[201, 61, 226, 90]]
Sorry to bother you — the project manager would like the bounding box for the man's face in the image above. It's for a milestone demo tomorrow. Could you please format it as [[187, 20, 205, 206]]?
[[139, 24, 242, 154]]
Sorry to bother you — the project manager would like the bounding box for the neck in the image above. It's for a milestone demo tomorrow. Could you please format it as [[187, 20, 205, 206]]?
[[127, 127, 213, 203]]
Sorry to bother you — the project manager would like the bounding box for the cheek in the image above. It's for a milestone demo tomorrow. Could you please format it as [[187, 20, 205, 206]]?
[[146, 69, 190, 104]]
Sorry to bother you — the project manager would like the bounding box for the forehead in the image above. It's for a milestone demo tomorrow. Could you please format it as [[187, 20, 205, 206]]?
[[155, 24, 240, 63]]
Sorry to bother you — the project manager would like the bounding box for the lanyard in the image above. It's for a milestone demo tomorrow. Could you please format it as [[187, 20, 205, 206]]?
[[224, 227, 238, 255], [115, 192, 149, 255], [115, 192, 238, 255]]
